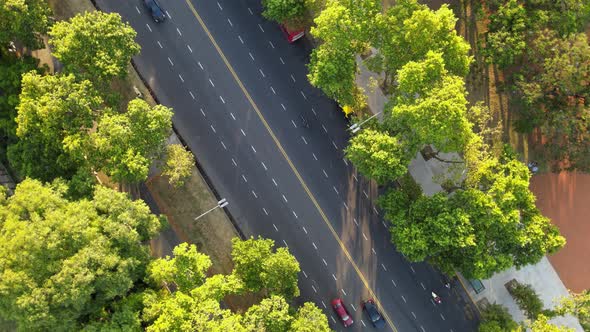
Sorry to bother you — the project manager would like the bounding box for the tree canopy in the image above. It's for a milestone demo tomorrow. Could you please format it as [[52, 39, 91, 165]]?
[[49, 11, 140, 86], [371, 0, 471, 88], [162, 144, 194, 188], [0, 54, 42, 156], [91, 98, 173, 184], [387, 73, 473, 154], [345, 129, 409, 184], [516, 30, 590, 171], [231, 237, 301, 299], [308, 0, 359, 107], [382, 149, 565, 279], [144, 238, 324, 332], [7, 72, 101, 182], [0, 0, 52, 49], [0, 178, 164, 331]]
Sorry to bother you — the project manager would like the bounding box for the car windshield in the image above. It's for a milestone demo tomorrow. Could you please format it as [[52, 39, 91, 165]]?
[[342, 315, 349, 321]]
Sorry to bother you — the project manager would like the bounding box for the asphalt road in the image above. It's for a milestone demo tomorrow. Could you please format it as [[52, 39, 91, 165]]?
[[96, 0, 480, 331]]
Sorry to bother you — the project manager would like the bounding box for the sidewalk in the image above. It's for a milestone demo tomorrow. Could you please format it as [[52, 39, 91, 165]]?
[[355, 57, 583, 331]]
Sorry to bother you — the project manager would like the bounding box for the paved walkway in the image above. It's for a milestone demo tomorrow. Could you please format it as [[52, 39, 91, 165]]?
[[355, 57, 584, 331]]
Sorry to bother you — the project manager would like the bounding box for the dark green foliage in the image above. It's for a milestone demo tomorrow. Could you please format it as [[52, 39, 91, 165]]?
[[0, 54, 41, 162], [7, 72, 100, 182], [0, 0, 53, 49], [508, 281, 544, 320], [478, 303, 519, 332]]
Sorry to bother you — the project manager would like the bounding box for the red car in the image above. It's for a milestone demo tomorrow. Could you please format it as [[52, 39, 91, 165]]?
[[332, 298, 354, 327], [279, 24, 304, 43]]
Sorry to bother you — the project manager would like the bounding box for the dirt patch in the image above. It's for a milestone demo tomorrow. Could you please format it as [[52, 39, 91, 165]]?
[[530, 172, 590, 293], [146, 172, 260, 310], [47, 0, 95, 20], [147, 173, 238, 276]]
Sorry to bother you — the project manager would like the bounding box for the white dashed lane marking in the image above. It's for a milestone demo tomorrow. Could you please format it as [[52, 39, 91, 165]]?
[[176, 27, 182, 36], [146, 23, 152, 32], [227, 18, 233, 27], [258, 24, 264, 32], [157, 41, 163, 48], [135, 6, 140, 14], [168, 57, 174, 66], [238, 35, 244, 44], [217, 1, 222, 10], [241, 174, 247, 183]]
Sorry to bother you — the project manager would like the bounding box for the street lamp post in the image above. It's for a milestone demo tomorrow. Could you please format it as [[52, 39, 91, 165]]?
[[194, 198, 229, 221], [348, 111, 382, 134]]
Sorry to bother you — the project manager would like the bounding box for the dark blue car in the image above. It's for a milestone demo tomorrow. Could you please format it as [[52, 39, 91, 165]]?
[[143, 0, 166, 23], [363, 299, 386, 329]]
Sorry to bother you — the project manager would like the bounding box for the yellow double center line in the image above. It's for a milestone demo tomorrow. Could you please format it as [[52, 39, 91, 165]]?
[[184, 1, 397, 330]]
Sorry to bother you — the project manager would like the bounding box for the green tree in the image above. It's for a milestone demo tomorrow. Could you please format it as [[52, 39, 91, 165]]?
[[162, 144, 194, 188], [243, 295, 293, 331], [261, 0, 320, 28], [555, 290, 590, 331], [7, 72, 100, 182], [49, 11, 140, 86], [231, 237, 274, 291], [387, 74, 473, 155], [231, 237, 301, 298], [485, 0, 528, 68], [92, 98, 173, 184], [261, 247, 301, 299], [0, 0, 52, 49], [372, 0, 471, 88], [143, 290, 248, 332], [529, 314, 574, 332], [345, 129, 409, 184], [395, 51, 448, 98], [509, 282, 544, 320], [0, 178, 164, 331], [0, 54, 41, 155], [478, 304, 519, 332], [515, 30, 590, 171], [290, 302, 331, 332], [384, 150, 565, 279], [308, 0, 358, 107], [147, 243, 212, 292]]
